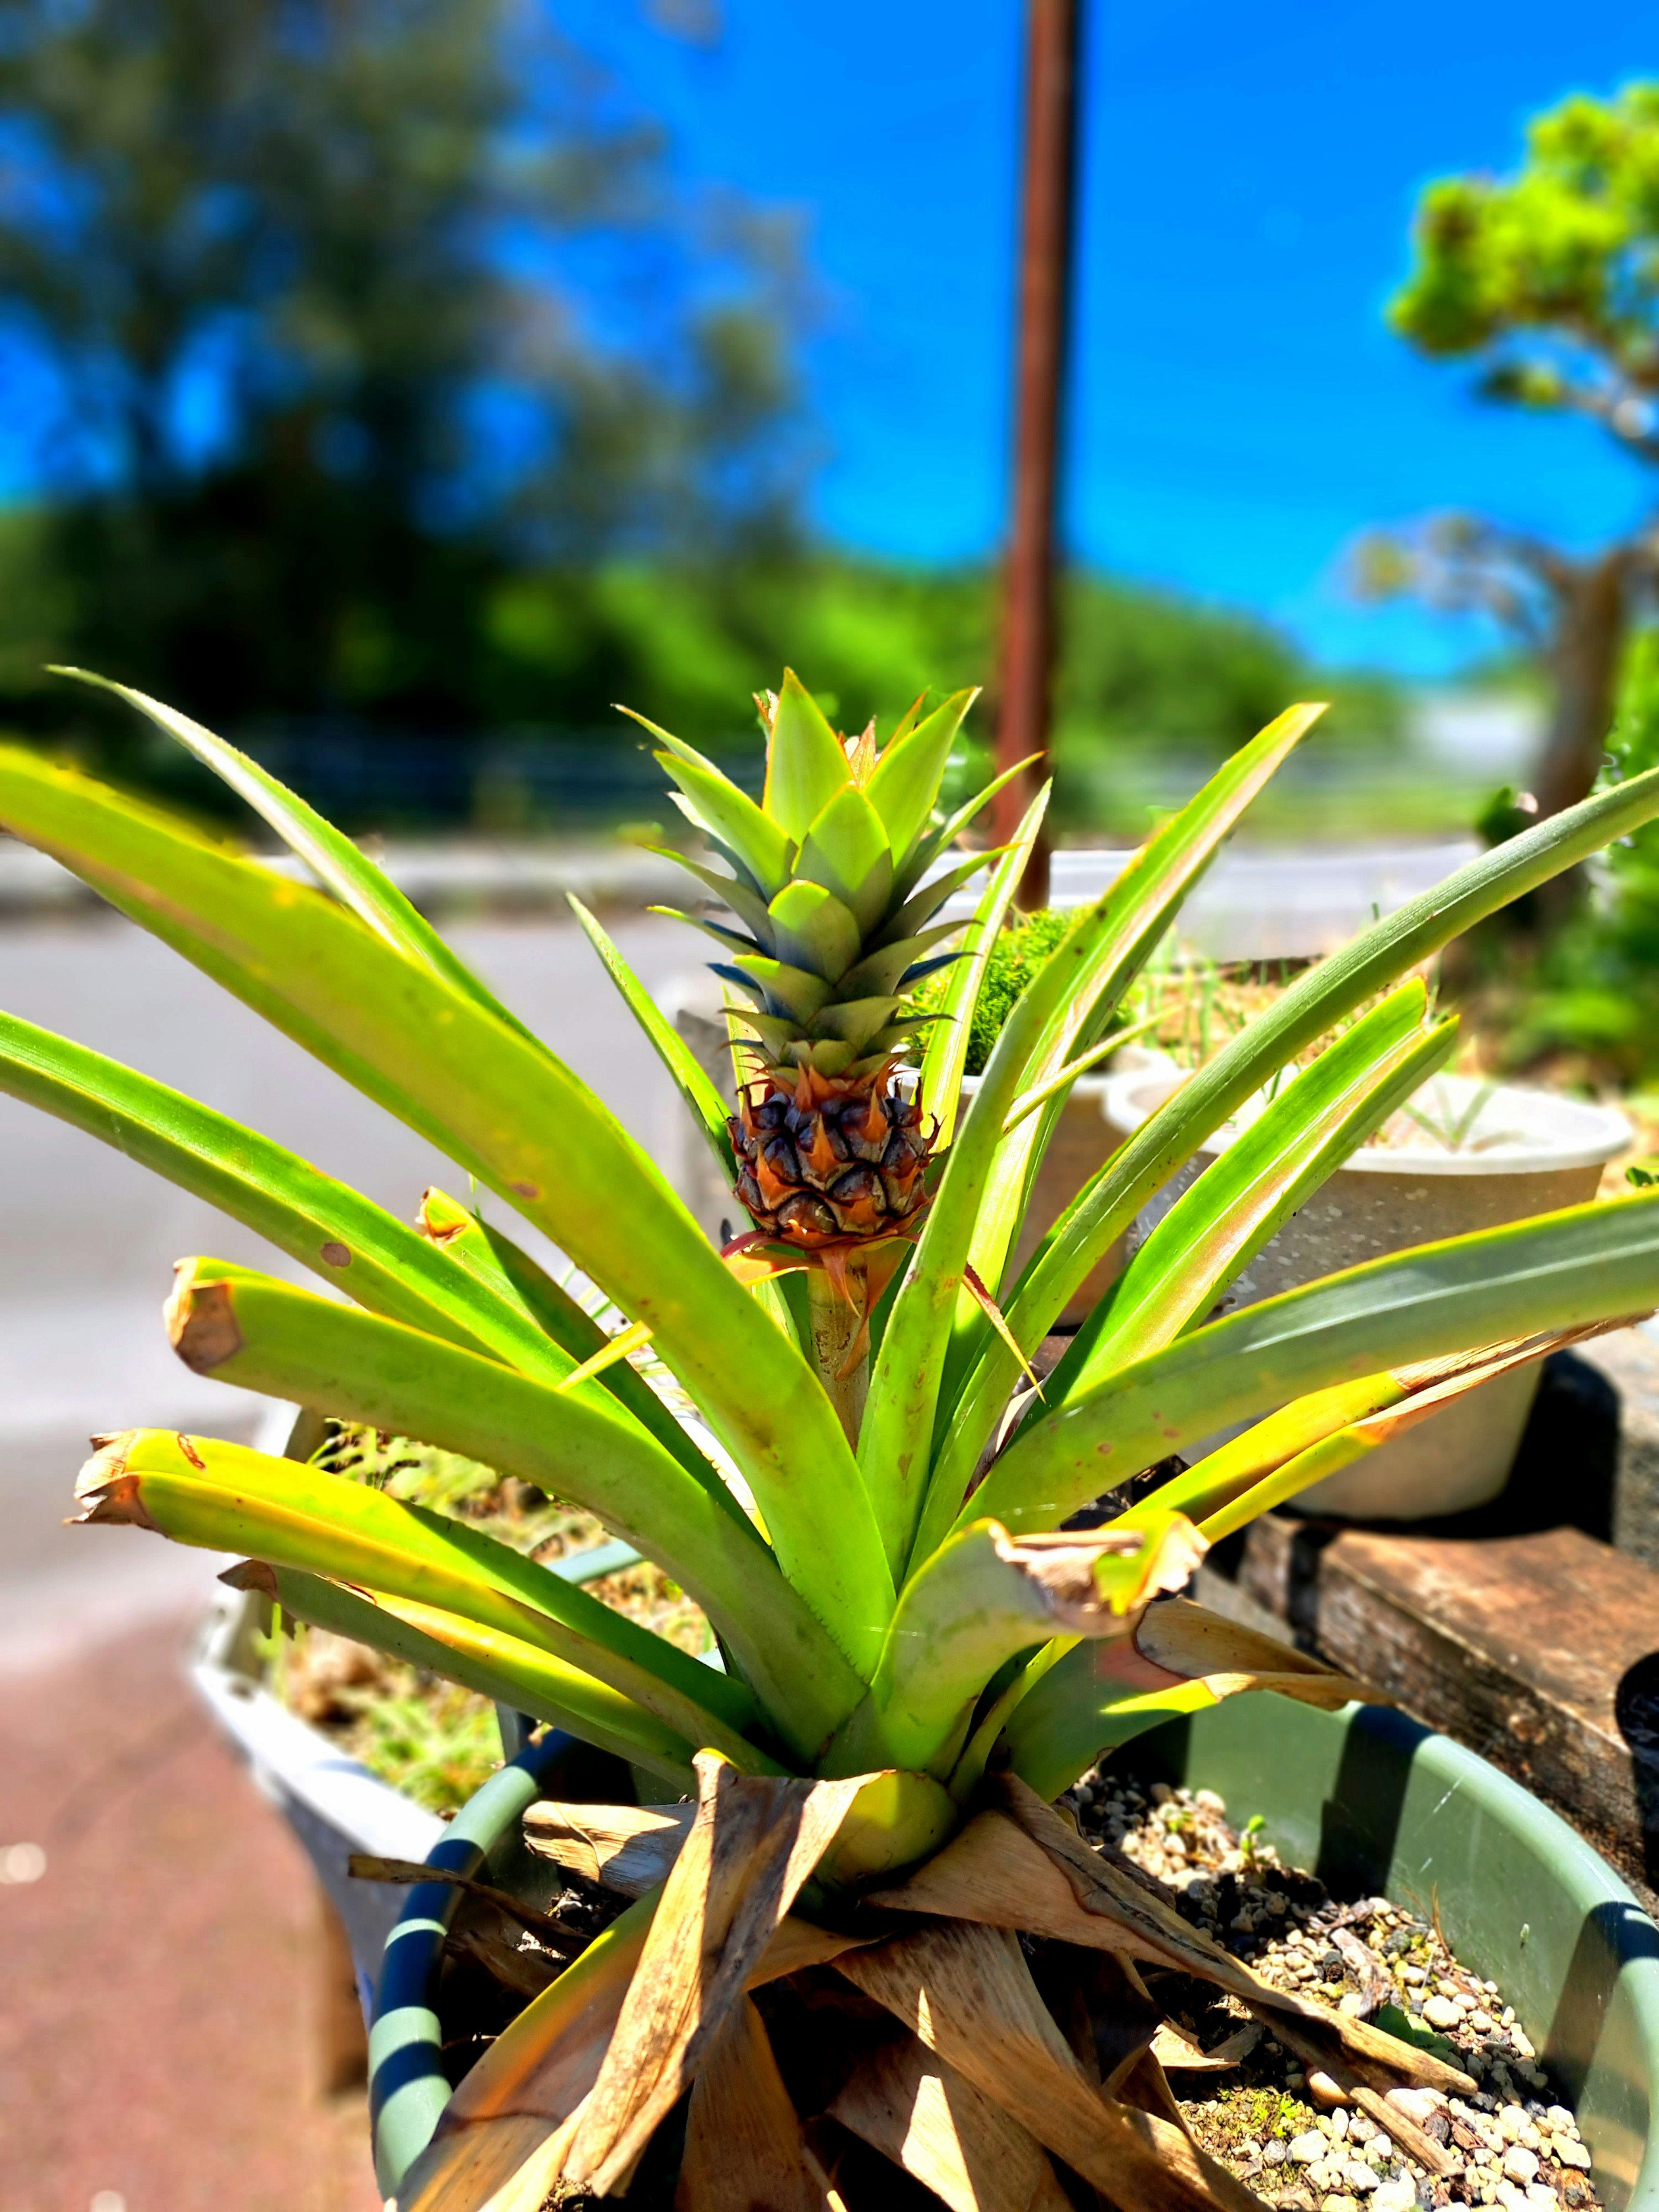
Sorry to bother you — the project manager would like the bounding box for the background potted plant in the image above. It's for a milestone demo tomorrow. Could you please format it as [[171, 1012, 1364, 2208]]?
[[5, 673, 1659, 2207], [1103, 1045, 1630, 1517]]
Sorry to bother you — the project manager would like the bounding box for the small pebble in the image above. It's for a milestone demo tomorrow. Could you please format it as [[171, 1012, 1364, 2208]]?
[[1371, 2183, 1416, 2212], [1503, 2148, 1541, 2186], [1423, 1994, 1463, 2031]]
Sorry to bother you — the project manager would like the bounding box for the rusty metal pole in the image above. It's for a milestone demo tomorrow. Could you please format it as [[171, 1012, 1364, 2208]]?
[[992, 0, 1079, 907]]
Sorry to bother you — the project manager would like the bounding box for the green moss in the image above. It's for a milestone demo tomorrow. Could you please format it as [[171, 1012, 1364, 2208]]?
[[915, 907, 1077, 1077], [1203, 2085, 1314, 2146]]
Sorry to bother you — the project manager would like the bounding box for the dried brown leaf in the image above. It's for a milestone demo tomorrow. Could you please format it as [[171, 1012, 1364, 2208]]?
[[1150, 2022, 1262, 2073], [446, 1915, 566, 2003], [993, 1780, 1475, 2097], [347, 1853, 581, 1953], [837, 1918, 1267, 2212], [830, 2029, 1072, 2212], [522, 1801, 695, 1895], [1131, 1598, 1378, 1708], [394, 2110, 578, 2212], [563, 1753, 867, 2196], [674, 1995, 825, 2211]]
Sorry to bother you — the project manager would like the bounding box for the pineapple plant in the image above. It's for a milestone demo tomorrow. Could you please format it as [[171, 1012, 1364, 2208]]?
[[6, 666, 1659, 2210]]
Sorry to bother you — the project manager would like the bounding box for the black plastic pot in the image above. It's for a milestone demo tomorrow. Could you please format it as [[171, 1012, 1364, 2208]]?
[[370, 1702, 1659, 2207]]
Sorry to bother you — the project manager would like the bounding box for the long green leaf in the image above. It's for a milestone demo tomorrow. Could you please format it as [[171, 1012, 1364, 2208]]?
[[917, 784, 1051, 1152], [0, 1009, 592, 1375], [910, 988, 1453, 1570], [241, 1563, 699, 1789], [862, 687, 979, 861], [0, 1005, 747, 1535], [82, 1425, 776, 1767], [417, 1188, 747, 1531], [1050, 986, 1454, 1398], [995, 1642, 1284, 1803], [0, 745, 892, 1673], [968, 705, 1328, 1299], [861, 704, 1325, 1573], [934, 752, 1659, 1518], [165, 1261, 862, 1757], [1158, 1322, 1604, 1544], [54, 668, 534, 1037], [568, 893, 736, 1180], [824, 1509, 1205, 1783], [997, 1603, 1367, 1802], [967, 1189, 1659, 1538]]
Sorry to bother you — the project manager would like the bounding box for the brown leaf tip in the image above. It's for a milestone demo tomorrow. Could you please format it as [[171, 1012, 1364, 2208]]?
[[165, 1272, 244, 1373], [219, 1560, 278, 1597], [71, 1433, 159, 1529]]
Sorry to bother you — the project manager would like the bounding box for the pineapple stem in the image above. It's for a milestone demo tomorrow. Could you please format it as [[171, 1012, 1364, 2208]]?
[[806, 1270, 868, 1447]]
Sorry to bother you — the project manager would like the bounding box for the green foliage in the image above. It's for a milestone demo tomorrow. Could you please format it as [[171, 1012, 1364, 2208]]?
[[0, 0, 805, 735], [20, 671, 1659, 1850], [1391, 82, 1659, 454], [915, 909, 1074, 1077], [1500, 629, 1659, 1076]]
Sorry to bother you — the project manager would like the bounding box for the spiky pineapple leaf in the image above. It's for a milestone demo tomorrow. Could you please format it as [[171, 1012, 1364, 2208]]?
[[890, 753, 1044, 907], [625, 709, 794, 896], [568, 895, 740, 1185], [797, 785, 894, 933], [862, 687, 979, 861], [875, 847, 1008, 950], [731, 955, 836, 1025], [634, 842, 776, 942], [763, 671, 852, 841], [837, 924, 962, 1001], [766, 880, 862, 981]]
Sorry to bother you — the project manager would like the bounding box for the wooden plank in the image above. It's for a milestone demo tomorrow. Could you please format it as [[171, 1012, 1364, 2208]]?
[[1204, 1518, 1659, 1901]]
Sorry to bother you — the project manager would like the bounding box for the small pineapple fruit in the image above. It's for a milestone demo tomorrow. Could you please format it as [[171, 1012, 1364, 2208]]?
[[640, 672, 990, 1252]]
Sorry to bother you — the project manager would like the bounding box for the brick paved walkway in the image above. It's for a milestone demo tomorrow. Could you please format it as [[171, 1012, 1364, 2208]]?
[[0, 1613, 384, 2212]]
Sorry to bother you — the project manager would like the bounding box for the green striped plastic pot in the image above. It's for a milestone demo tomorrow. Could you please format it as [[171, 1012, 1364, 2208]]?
[[370, 1701, 1659, 2206]]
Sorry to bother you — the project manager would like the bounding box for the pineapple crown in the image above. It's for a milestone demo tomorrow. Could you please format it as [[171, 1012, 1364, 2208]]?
[[632, 671, 997, 1084]]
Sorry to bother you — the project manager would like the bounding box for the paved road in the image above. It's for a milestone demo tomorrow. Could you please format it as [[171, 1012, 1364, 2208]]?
[[0, 907, 700, 1669]]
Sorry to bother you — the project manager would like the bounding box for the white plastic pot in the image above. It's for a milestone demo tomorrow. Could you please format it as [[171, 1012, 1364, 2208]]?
[[1101, 1065, 1631, 1519]]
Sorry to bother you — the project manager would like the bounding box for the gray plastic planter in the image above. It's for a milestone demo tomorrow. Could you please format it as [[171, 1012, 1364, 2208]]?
[[369, 1700, 1659, 2208]]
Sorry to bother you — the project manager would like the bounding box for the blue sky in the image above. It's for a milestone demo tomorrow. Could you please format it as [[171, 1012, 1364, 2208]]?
[[560, 0, 1658, 676]]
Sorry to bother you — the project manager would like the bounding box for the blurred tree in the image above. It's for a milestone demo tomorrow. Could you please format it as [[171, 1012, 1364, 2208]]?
[[477, 554, 1325, 756], [1373, 84, 1659, 818], [1492, 626, 1659, 1081], [0, 0, 805, 728]]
